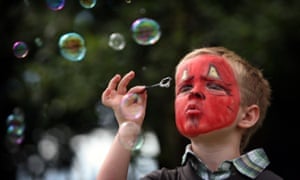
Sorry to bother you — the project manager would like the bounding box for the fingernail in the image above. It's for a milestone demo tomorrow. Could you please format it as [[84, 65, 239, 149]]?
[[129, 71, 135, 76]]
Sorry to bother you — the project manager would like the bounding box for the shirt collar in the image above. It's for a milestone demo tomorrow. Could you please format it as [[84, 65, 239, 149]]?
[[181, 144, 270, 179], [232, 148, 270, 178]]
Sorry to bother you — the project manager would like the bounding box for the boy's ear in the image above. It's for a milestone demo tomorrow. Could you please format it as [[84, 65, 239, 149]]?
[[238, 105, 260, 128]]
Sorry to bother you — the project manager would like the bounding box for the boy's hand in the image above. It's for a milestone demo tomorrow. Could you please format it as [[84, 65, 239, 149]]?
[[101, 71, 147, 126]]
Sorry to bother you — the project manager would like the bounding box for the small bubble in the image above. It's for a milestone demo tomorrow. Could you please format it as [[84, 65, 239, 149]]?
[[34, 37, 43, 47], [6, 108, 26, 145], [12, 41, 29, 59], [139, 8, 146, 14], [7, 125, 25, 144], [46, 0, 65, 11], [79, 0, 97, 9], [108, 33, 126, 51]]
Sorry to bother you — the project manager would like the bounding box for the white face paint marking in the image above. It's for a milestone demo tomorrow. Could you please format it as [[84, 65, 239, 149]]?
[[181, 69, 189, 81], [207, 64, 220, 79]]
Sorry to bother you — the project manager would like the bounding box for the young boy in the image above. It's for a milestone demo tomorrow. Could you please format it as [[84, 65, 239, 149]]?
[[97, 46, 283, 179]]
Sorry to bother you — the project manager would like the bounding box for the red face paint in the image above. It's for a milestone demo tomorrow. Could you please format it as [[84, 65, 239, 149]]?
[[175, 54, 240, 137]]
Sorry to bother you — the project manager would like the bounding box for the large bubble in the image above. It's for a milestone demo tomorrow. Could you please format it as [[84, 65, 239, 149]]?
[[12, 41, 29, 59], [131, 17, 161, 45], [120, 93, 144, 121], [118, 121, 144, 151], [58, 32, 87, 62]]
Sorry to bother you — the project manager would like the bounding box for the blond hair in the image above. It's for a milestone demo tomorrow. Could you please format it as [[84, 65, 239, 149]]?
[[176, 46, 271, 152]]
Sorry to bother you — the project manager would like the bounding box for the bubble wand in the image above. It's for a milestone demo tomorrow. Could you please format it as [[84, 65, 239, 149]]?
[[120, 76, 172, 120], [139, 76, 172, 93]]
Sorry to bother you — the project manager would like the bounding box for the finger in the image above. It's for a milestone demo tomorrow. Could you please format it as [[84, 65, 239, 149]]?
[[107, 74, 121, 90], [128, 85, 147, 94], [101, 74, 121, 104], [117, 71, 135, 94], [128, 86, 148, 104], [101, 88, 111, 102]]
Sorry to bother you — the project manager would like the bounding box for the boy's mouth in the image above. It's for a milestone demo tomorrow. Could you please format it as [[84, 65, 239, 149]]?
[[185, 104, 202, 115]]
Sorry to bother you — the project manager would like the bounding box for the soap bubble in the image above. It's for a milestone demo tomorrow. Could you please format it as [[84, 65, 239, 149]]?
[[120, 93, 144, 121], [34, 37, 43, 47], [12, 41, 29, 59], [58, 32, 86, 62], [108, 33, 126, 51], [131, 17, 161, 45], [6, 108, 25, 145], [79, 0, 97, 9], [46, 0, 65, 11], [118, 121, 144, 151], [7, 125, 25, 144]]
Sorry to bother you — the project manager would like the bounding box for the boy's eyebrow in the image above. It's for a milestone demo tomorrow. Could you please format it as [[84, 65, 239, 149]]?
[[201, 75, 220, 81], [177, 75, 194, 88], [201, 76, 225, 84], [201, 75, 233, 87], [180, 75, 194, 83]]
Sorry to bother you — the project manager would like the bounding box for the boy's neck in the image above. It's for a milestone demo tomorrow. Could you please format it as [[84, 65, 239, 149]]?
[[190, 134, 241, 171]]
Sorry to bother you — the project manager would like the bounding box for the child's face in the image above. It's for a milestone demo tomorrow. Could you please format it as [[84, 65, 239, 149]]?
[[175, 54, 240, 137]]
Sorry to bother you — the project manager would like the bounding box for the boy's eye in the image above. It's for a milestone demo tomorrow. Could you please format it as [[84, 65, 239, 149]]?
[[207, 82, 224, 91], [179, 84, 193, 93], [206, 82, 228, 95]]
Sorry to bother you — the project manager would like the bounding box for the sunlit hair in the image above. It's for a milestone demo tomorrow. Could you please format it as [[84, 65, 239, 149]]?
[[176, 46, 271, 152]]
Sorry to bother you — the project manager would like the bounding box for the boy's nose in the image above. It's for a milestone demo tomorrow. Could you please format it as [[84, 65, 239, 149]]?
[[189, 84, 205, 99], [189, 90, 205, 99]]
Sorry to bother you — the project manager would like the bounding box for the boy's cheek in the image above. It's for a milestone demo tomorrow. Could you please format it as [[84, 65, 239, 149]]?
[[174, 96, 240, 135]]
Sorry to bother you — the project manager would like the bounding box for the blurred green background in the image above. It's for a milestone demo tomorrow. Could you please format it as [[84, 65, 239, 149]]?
[[1, 0, 299, 179]]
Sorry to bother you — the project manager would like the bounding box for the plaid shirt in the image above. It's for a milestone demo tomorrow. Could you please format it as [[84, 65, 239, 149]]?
[[181, 144, 270, 180]]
